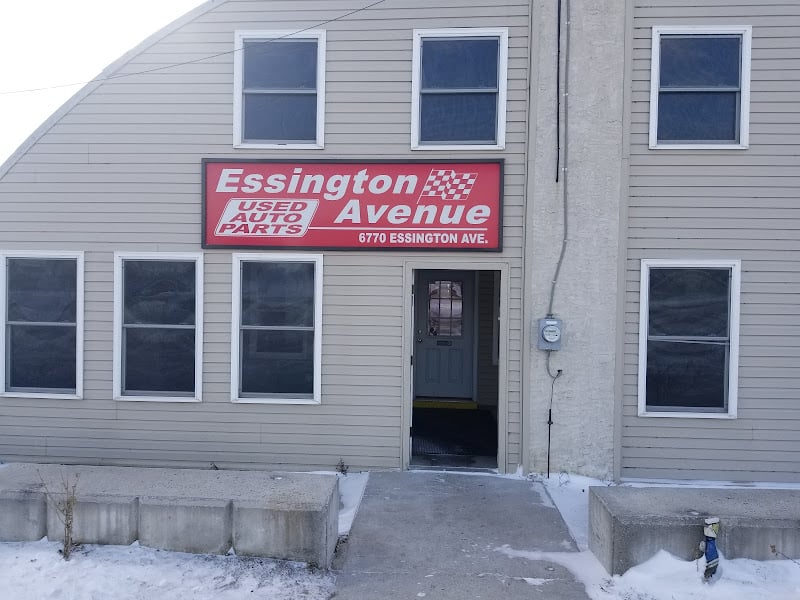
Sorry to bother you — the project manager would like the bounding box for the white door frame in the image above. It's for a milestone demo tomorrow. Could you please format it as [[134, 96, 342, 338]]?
[[402, 259, 511, 472]]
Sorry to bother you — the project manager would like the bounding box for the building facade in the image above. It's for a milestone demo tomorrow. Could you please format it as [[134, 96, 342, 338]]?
[[0, 0, 549, 475], [1, 0, 797, 482]]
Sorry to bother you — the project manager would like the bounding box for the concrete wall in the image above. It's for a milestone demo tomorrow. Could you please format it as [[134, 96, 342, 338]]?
[[525, 1, 625, 478]]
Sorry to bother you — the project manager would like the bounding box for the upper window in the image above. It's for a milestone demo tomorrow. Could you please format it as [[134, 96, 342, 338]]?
[[638, 260, 740, 418], [412, 28, 508, 149], [1, 252, 83, 397], [649, 26, 752, 149], [231, 254, 322, 404], [233, 31, 326, 148], [113, 253, 203, 402]]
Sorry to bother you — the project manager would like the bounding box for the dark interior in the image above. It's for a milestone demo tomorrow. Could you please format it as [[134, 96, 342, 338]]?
[[411, 407, 498, 469]]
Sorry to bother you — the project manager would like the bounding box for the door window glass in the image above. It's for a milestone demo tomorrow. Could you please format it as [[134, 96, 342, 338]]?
[[427, 280, 463, 336]]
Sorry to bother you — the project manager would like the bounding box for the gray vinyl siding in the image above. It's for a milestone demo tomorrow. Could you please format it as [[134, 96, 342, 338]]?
[[623, 1, 800, 481], [0, 0, 529, 472]]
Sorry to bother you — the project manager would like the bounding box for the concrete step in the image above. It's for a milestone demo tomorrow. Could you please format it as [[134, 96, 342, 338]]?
[[589, 486, 800, 575], [0, 463, 338, 568]]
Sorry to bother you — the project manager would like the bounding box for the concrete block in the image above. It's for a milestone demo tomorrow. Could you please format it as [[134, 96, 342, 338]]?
[[46, 494, 138, 546], [0, 490, 46, 541], [718, 517, 800, 561], [233, 480, 338, 567], [139, 497, 232, 554], [590, 487, 800, 575], [0, 464, 340, 566]]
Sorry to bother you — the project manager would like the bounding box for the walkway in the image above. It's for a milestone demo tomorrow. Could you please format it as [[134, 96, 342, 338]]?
[[333, 471, 591, 599]]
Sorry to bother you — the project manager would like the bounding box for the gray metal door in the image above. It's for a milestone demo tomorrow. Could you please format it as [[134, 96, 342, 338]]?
[[413, 270, 475, 399]]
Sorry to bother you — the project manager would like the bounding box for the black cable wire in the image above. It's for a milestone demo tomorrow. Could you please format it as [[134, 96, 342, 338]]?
[[547, 0, 570, 317], [555, 0, 562, 182], [0, 0, 387, 96], [546, 350, 562, 479]]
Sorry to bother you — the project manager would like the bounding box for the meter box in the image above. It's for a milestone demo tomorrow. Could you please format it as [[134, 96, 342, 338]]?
[[537, 318, 563, 351]]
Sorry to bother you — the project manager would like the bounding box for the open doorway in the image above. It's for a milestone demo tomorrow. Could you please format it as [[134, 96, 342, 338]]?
[[411, 269, 499, 469]]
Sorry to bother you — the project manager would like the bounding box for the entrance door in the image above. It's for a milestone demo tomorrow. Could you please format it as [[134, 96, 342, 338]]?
[[413, 270, 475, 399]]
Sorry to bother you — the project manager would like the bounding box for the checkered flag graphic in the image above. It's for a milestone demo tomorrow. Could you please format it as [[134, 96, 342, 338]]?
[[418, 169, 478, 202]]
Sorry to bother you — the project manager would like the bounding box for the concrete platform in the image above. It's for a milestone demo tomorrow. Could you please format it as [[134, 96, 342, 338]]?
[[0, 463, 338, 568], [590, 486, 800, 575]]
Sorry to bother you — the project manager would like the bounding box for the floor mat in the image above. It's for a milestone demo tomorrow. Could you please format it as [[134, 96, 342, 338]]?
[[411, 407, 497, 457]]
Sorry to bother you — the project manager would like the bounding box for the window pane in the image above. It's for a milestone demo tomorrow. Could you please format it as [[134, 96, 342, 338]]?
[[243, 94, 317, 142], [7, 258, 76, 323], [427, 280, 463, 337], [660, 36, 741, 88], [420, 93, 497, 143], [124, 328, 195, 393], [241, 330, 314, 396], [241, 262, 314, 327], [8, 325, 76, 390], [646, 340, 727, 409], [243, 39, 317, 89], [421, 38, 499, 89], [124, 260, 195, 326], [649, 268, 730, 337], [657, 91, 738, 141]]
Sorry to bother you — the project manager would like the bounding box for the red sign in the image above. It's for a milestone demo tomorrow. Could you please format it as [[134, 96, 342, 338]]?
[[202, 160, 502, 250]]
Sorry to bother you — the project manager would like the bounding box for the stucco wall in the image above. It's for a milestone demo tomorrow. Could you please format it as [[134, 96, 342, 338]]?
[[525, 0, 625, 479]]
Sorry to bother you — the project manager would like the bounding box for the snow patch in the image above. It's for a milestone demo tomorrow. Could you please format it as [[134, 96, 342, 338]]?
[[539, 472, 603, 551], [521, 577, 551, 586], [0, 540, 334, 600], [337, 471, 369, 536]]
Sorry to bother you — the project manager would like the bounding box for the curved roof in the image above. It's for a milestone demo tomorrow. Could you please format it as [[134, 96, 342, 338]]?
[[0, 0, 224, 179]]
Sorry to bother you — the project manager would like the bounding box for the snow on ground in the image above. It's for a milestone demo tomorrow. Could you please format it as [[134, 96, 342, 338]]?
[[2, 468, 800, 599], [0, 540, 334, 600], [337, 471, 369, 536]]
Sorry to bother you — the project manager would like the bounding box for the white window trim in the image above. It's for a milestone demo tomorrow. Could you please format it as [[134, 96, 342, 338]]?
[[233, 30, 326, 149], [113, 252, 204, 403], [411, 27, 509, 150], [0, 251, 84, 399], [231, 253, 322, 405], [637, 259, 741, 418], [649, 25, 752, 150]]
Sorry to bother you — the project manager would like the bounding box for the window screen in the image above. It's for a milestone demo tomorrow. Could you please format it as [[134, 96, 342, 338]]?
[[5, 257, 78, 392], [645, 267, 732, 411], [241, 38, 319, 143], [238, 261, 316, 398], [655, 32, 745, 144], [418, 37, 500, 144], [121, 260, 196, 395]]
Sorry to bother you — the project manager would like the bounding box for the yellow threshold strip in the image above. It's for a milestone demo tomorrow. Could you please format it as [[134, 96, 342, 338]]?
[[413, 399, 478, 410]]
